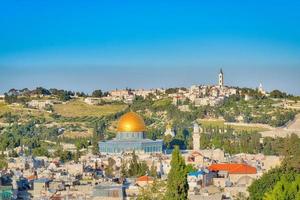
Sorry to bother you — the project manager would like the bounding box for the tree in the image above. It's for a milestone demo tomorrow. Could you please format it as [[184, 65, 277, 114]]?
[[286, 175, 300, 200], [200, 133, 211, 149], [54, 145, 73, 163], [4, 93, 18, 104], [281, 134, 300, 171], [269, 90, 287, 98], [32, 147, 49, 157], [224, 113, 236, 122], [128, 151, 148, 177], [137, 179, 166, 200], [264, 175, 300, 200], [264, 176, 291, 200], [248, 167, 283, 200], [120, 161, 128, 178], [165, 146, 188, 200], [165, 88, 179, 94], [149, 163, 157, 178], [92, 89, 103, 97], [128, 150, 139, 177], [76, 91, 87, 97], [105, 158, 116, 177], [163, 135, 173, 149], [58, 91, 71, 101], [34, 87, 50, 95], [92, 120, 106, 154], [185, 164, 197, 173], [249, 133, 300, 200]]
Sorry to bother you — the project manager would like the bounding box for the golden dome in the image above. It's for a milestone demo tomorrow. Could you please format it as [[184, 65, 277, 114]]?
[[117, 112, 146, 132]]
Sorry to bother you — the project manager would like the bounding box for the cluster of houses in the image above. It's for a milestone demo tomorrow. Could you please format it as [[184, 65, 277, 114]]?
[[84, 70, 239, 108], [0, 142, 282, 200], [170, 84, 238, 108], [84, 88, 163, 105]]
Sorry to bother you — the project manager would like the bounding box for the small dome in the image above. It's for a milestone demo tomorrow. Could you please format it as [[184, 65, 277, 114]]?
[[117, 112, 146, 132]]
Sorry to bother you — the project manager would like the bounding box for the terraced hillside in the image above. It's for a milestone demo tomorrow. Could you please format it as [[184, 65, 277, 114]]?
[[53, 100, 127, 117]]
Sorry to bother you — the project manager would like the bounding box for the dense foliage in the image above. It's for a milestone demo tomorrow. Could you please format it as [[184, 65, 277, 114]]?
[[166, 146, 189, 200], [136, 179, 166, 200], [248, 134, 300, 199], [264, 175, 300, 200], [120, 151, 149, 178], [217, 95, 297, 127]]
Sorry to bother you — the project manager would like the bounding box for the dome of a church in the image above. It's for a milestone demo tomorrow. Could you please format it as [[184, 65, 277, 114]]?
[[117, 112, 146, 132]]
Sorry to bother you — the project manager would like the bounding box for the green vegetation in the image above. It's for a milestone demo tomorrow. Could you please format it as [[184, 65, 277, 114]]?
[[0, 118, 81, 162], [121, 151, 149, 178], [217, 95, 297, 127], [249, 168, 300, 200], [1, 86, 300, 174], [200, 125, 300, 157], [166, 146, 189, 200], [91, 120, 106, 154], [0, 155, 8, 170], [201, 128, 262, 154], [32, 146, 50, 157], [185, 164, 197, 173], [4, 87, 75, 104], [248, 134, 300, 199], [54, 148, 75, 163], [264, 175, 300, 200], [0, 121, 58, 151], [0, 102, 11, 116], [53, 100, 127, 117], [104, 157, 116, 177], [0, 100, 128, 160], [137, 180, 166, 200], [269, 89, 300, 101], [199, 119, 269, 132], [0, 112, 19, 124], [4, 93, 28, 105], [91, 89, 109, 97]]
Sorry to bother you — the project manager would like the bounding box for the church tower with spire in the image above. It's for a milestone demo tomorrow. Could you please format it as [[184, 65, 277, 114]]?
[[218, 68, 224, 88]]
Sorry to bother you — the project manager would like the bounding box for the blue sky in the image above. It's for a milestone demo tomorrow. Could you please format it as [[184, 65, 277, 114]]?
[[0, 0, 300, 94]]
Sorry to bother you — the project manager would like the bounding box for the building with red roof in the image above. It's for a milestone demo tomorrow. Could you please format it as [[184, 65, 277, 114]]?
[[208, 163, 258, 188], [208, 163, 257, 174], [136, 175, 154, 187]]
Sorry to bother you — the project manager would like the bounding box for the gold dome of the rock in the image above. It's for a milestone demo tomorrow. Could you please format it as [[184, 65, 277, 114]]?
[[117, 112, 146, 132]]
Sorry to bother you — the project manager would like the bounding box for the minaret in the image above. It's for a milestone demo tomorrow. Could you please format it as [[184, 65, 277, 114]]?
[[193, 122, 201, 151], [218, 68, 224, 88]]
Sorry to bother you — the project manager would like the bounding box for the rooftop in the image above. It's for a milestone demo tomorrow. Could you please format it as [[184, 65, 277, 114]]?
[[208, 163, 257, 174]]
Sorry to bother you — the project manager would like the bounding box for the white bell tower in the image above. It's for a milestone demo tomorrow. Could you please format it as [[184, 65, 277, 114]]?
[[218, 68, 224, 88]]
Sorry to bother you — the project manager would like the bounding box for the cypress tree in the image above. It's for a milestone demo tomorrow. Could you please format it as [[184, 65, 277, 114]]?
[[165, 146, 189, 200]]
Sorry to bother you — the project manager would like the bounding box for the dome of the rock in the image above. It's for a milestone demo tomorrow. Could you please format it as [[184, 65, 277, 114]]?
[[99, 111, 162, 154], [117, 112, 146, 132]]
